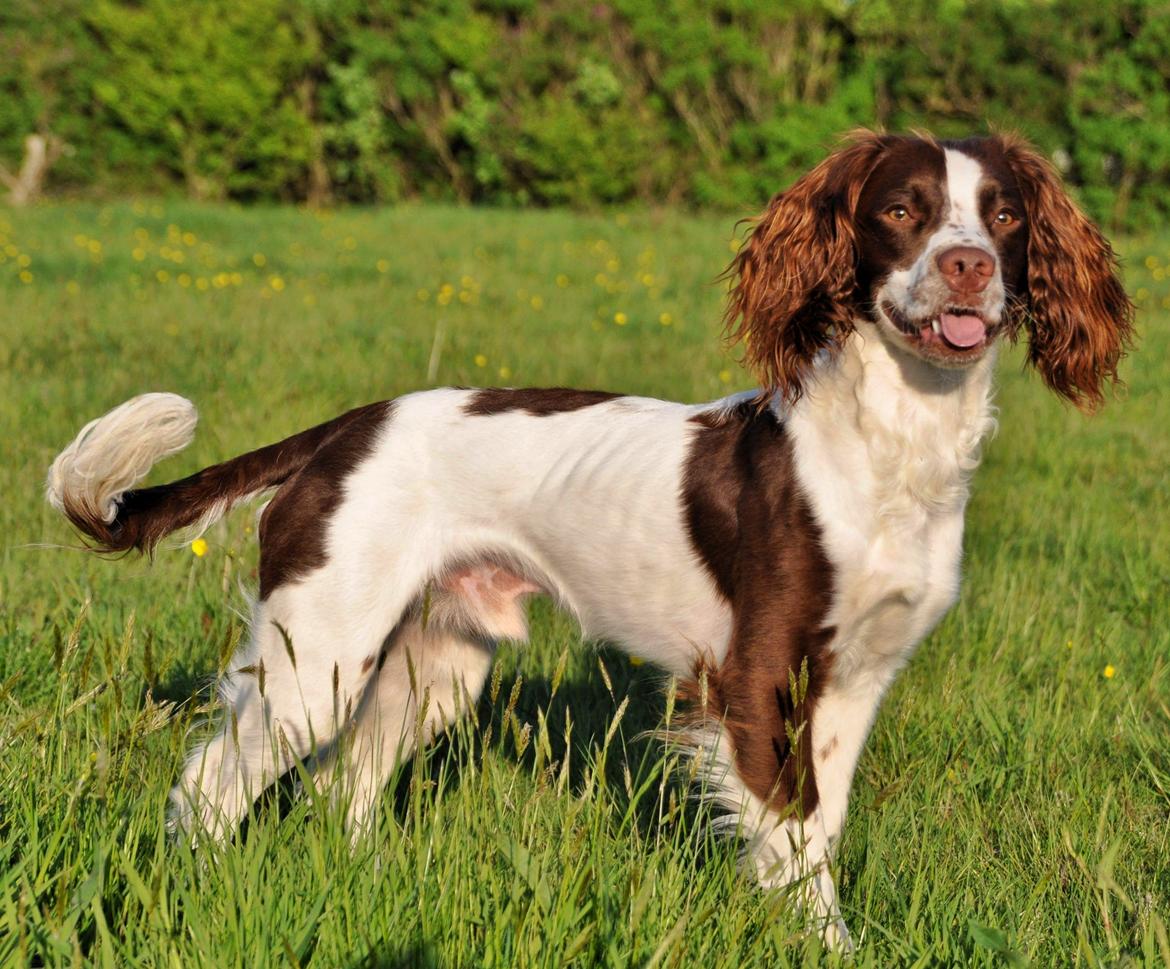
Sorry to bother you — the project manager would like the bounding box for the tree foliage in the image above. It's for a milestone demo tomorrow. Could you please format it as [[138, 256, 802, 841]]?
[[1, 0, 1166, 226]]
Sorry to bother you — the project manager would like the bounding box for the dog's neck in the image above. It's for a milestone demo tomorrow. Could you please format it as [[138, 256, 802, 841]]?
[[789, 324, 998, 517]]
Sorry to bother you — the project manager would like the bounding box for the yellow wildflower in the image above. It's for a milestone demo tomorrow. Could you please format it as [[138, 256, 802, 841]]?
[[1103, 665, 1116, 679], [191, 538, 209, 557], [614, 312, 628, 326], [474, 354, 488, 368]]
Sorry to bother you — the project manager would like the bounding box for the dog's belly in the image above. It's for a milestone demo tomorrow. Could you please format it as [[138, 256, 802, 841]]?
[[544, 541, 734, 675], [348, 389, 735, 675]]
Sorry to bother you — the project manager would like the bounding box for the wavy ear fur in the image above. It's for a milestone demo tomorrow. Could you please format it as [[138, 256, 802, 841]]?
[[723, 131, 892, 403], [1000, 136, 1135, 410]]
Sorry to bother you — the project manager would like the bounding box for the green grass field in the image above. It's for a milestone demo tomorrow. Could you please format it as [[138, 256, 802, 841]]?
[[2, 201, 1168, 967]]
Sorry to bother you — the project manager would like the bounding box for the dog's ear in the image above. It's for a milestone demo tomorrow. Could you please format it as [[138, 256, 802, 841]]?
[[723, 131, 890, 404], [999, 137, 1135, 410]]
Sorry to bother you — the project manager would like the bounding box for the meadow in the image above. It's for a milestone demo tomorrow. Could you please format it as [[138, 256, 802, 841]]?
[[1, 201, 1167, 967]]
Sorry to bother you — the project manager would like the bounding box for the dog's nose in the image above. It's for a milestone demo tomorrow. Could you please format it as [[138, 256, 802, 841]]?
[[936, 246, 995, 294]]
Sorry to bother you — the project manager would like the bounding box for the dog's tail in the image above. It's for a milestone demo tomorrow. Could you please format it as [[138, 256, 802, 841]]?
[[46, 393, 376, 555]]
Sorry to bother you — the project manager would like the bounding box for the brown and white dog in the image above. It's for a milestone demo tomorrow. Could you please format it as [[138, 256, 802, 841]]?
[[46, 132, 1132, 950]]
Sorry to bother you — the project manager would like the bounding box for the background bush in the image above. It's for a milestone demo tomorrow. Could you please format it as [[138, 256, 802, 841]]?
[[2, 0, 1167, 227]]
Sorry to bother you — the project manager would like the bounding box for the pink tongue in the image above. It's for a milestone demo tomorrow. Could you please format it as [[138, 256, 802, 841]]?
[[938, 313, 986, 348]]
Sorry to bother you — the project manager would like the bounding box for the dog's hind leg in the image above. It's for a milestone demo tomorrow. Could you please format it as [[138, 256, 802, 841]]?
[[316, 617, 495, 833], [168, 571, 429, 842]]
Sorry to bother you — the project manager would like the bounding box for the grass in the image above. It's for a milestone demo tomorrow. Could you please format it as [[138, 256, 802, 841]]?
[[1, 200, 1168, 967]]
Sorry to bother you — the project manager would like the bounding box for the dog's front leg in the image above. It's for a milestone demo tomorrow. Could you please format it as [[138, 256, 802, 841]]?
[[693, 658, 854, 953], [734, 754, 853, 953]]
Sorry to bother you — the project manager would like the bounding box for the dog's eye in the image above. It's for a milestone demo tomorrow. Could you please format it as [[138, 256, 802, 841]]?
[[887, 205, 911, 222], [994, 210, 1017, 226]]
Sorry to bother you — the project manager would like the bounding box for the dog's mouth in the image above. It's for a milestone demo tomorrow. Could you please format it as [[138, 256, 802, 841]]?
[[880, 301, 997, 361]]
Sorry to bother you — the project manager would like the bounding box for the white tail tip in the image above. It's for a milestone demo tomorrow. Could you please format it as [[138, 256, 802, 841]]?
[[47, 393, 198, 526]]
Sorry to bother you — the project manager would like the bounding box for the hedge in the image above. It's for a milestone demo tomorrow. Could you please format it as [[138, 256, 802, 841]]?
[[1, 0, 1167, 227]]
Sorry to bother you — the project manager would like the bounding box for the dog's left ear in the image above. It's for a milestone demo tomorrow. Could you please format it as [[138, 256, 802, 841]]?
[[1000, 137, 1135, 410]]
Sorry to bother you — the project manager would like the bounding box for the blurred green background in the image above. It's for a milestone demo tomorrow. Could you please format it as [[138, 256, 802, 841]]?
[[3, 0, 1169, 225]]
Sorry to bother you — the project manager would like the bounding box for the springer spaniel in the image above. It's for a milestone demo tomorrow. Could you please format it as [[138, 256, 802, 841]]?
[[46, 132, 1132, 950]]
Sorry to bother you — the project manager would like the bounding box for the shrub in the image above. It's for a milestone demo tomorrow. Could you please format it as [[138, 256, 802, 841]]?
[[2, 0, 1166, 226]]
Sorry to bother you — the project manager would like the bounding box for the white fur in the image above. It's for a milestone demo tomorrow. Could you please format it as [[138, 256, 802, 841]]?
[[46, 393, 197, 524]]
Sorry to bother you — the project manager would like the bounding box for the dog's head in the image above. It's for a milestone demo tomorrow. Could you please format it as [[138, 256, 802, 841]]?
[[725, 131, 1134, 409]]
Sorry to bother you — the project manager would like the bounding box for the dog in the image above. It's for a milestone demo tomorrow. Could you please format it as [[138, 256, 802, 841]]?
[[46, 131, 1132, 950]]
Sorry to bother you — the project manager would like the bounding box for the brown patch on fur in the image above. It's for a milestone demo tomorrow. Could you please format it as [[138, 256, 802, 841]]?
[[997, 136, 1135, 410], [258, 402, 394, 598], [73, 402, 392, 558], [463, 387, 621, 417], [360, 655, 376, 674], [722, 130, 896, 405], [681, 402, 836, 817], [817, 735, 839, 761]]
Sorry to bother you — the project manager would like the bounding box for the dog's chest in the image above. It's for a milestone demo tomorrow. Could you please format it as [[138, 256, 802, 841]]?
[[823, 503, 966, 681], [790, 417, 978, 683]]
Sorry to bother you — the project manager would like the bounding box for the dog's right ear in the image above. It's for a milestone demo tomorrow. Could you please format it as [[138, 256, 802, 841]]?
[[723, 131, 891, 404]]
